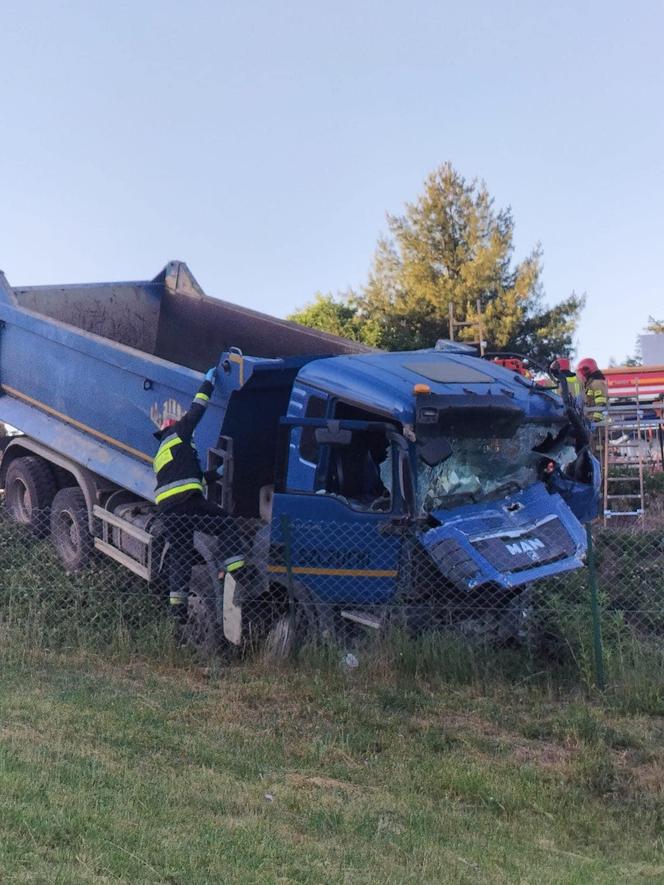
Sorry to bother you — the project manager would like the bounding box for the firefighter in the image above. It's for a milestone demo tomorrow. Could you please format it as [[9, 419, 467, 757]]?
[[153, 367, 244, 611], [550, 357, 582, 406], [576, 358, 608, 423]]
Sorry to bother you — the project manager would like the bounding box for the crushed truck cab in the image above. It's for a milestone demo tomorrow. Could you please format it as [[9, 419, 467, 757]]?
[[267, 348, 598, 635], [0, 261, 599, 650]]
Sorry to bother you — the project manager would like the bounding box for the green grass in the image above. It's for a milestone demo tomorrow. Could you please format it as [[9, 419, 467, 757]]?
[[1, 646, 664, 883], [1, 515, 664, 880], [0, 518, 179, 659]]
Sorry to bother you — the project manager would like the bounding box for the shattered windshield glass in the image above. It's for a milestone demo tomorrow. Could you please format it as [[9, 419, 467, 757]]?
[[416, 422, 575, 514]]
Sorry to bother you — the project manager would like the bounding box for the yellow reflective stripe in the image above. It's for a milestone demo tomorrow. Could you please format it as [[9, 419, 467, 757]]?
[[154, 447, 174, 473], [155, 481, 203, 504], [1, 384, 152, 463], [267, 565, 398, 578], [194, 392, 209, 403], [153, 436, 182, 473], [225, 559, 245, 573], [229, 351, 245, 386]]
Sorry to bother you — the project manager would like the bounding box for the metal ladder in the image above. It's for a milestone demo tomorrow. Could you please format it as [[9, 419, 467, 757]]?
[[600, 384, 645, 524], [448, 299, 486, 355]]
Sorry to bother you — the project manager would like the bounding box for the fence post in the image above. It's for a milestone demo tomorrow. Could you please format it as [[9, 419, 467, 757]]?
[[586, 522, 605, 690]]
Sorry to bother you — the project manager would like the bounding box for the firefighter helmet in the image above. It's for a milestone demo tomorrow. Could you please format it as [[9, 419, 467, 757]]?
[[576, 357, 598, 379], [549, 357, 571, 374]]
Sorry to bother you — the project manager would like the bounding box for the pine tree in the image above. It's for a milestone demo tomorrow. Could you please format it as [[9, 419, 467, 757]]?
[[290, 163, 584, 363]]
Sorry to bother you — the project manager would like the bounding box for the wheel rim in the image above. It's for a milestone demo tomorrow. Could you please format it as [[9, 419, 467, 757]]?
[[10, 478, 32, 523], [182, 594, 217, 653], [58, 511, 79, 559], [264, 612, 298, 659]]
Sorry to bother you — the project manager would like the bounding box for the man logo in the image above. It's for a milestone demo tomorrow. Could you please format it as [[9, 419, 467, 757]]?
[[506, 538, 545, 556]]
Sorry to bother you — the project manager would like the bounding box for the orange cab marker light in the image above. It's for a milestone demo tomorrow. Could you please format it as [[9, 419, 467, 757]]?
[[413, 383, 431, 395]]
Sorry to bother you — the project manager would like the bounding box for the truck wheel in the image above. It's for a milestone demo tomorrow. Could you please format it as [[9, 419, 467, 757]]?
[[180, 564, 222, 657], [263, 612, 297, 659], [262, 585, 318, 660], [4, 456, 57, 537], [50, 487, 93, 572]]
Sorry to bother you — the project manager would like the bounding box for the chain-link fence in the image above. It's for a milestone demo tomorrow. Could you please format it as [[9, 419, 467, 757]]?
[[0, 498, 662, 689]]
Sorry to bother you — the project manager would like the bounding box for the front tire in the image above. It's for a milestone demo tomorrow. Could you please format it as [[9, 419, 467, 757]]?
[[262, 584, 319, 660], [180, 564, 222, 657], [50, 487, 93, 572], [263, 612, 297, 659]]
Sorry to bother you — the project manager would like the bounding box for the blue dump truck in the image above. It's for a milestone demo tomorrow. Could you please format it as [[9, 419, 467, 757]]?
[[0, 261, 600, 652]]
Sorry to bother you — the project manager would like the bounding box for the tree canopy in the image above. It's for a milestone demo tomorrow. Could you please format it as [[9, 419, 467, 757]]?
[[289, 163, 584, 364], [284, 292, 366, 342]]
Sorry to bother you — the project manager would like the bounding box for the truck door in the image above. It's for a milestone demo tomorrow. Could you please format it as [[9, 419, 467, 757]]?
[[270, 399, 404, 608]]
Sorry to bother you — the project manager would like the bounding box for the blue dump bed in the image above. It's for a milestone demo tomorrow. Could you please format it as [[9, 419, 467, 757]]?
[[0, 261, 366, 502]]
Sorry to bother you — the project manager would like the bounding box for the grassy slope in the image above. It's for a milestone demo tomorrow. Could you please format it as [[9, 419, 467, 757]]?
[[0, 651, 663, 884]]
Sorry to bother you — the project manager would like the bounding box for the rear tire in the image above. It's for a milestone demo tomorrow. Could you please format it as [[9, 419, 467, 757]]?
[[50, 487, 93, 572], [4, 456, 57, 537]]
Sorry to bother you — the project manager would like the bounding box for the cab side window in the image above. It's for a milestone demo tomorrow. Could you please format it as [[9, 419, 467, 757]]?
[[322, 402, 393, 511]]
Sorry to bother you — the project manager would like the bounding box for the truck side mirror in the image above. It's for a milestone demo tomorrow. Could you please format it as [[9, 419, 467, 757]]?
[[314, 421, 352, 446], [417, 437, 452, 467]]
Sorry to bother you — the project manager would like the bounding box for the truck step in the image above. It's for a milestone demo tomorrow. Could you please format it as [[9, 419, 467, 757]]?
[[94, 538, 151, 580]]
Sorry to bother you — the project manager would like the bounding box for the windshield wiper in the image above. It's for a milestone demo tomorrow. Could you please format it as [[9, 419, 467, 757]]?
[[490, 481, 522, 498], [443, 491, 480, 505]]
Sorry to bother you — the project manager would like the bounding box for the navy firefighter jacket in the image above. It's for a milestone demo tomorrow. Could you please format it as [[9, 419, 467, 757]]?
[[152, 379, 217, 511]]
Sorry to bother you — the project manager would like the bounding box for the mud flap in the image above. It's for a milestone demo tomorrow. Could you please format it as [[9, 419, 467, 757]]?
[[222, 573, 243, 645]]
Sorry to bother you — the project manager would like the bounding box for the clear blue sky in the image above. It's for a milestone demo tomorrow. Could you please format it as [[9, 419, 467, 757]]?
[[1, 0, 662, 367]]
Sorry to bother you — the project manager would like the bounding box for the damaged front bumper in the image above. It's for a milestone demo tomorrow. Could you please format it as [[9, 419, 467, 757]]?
[[421, 481, 587, 592]]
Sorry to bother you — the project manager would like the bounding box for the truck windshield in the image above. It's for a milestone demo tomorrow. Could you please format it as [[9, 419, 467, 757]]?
[[416, 422, 575, 514]]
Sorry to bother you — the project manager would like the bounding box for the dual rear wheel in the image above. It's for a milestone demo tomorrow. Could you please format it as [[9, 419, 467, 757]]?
[[49, 487, 93, 571], [4, 456, 92, 570], [2, 456, 305, 658], [4, 456, 56, 538]]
